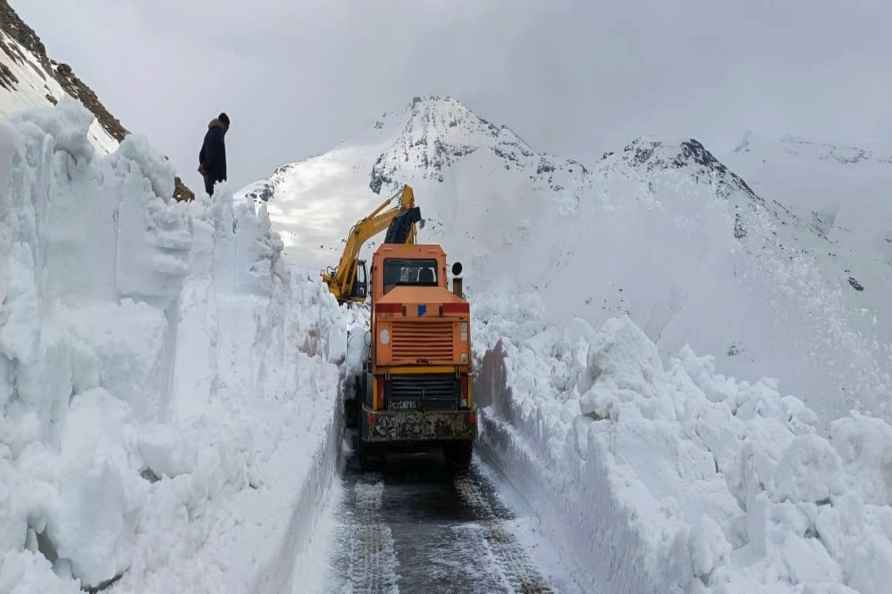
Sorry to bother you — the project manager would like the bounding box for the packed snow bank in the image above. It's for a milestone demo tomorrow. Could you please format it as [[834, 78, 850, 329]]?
[[474, 293, 892, 594], [0, 102, 349, 592]]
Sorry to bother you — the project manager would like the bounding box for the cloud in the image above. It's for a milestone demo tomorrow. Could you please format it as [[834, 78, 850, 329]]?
[[13, 0, 892, 193]]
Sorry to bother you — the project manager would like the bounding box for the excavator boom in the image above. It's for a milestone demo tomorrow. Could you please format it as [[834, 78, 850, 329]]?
[[322, 185, 420, 304]]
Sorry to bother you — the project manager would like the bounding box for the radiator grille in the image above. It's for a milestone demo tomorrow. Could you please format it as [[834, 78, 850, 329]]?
[[386, 375, 459, 411], [390, 321, 454, 362]]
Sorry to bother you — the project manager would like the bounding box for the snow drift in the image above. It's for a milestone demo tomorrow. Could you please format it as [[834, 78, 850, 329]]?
[[474, 293, 892, 594], [0, 102, 347, 592]]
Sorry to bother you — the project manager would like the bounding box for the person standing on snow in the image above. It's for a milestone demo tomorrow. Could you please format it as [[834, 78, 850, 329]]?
[[198, 112, 230, 196]]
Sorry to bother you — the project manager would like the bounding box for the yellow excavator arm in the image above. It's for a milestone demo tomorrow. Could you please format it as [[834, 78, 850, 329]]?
[[322, 185, 419, 304]]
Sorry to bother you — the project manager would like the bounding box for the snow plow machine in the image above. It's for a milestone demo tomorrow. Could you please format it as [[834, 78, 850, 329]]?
[[322, 185, 476, 469]]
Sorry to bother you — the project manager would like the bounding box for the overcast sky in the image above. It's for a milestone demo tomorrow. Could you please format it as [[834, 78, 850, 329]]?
[[14, 0, 892, 192]]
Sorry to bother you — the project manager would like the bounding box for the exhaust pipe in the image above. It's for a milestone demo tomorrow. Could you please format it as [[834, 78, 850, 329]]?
[[452, 277, 463, 298], [451, 262, 464, 298]]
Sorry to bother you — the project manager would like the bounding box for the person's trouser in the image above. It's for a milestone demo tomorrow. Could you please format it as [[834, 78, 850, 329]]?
[[203, 175, 215, 196]]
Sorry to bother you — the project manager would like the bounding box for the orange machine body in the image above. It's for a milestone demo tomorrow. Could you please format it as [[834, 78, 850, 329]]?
[[359, 243, 476, 448]]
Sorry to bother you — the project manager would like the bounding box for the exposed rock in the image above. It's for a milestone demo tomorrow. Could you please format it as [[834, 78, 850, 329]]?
[[733, 213, 747, 239], [0, 60, 15, 89], [83, 572, 125, 593], [241, 180, 275, 203], [173, 176, 194, 202]]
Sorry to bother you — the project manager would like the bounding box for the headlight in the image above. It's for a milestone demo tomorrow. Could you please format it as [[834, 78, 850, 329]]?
[[460, 352, 468, 363], [379, 327, 390, 345], [459, 322, 469, 342]]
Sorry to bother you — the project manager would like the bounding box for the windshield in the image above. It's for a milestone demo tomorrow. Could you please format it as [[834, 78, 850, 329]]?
[[383, 259, 438, 293]]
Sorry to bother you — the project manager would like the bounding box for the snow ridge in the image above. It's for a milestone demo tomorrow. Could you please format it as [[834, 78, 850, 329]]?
[[474, 294, 892, 594], [0, 103, 347, 593]]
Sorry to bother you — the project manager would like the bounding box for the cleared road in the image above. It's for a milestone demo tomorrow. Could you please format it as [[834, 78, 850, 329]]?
[[324, 450, 560, 593]]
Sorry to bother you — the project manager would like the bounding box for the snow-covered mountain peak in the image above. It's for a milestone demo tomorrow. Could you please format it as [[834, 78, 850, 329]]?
[[619, 137, 759, 200], [370, 95, 525, 192], [369, 95, 590, 196], [384, 95, 511, 146], [608, 135, 808, 244]]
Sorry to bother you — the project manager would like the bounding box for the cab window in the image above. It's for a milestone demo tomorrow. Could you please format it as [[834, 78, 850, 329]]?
[[383, 259, 438, 293]]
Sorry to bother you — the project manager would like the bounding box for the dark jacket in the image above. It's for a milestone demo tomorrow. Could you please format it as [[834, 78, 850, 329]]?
[[199, 119, 227, 183]]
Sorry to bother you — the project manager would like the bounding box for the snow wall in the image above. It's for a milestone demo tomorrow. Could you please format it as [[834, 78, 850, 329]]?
[[474, 292, 892, 594], [0, 102, 349, 593]]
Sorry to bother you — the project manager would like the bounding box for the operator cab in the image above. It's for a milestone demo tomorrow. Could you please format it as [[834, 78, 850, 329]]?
[[383, 258, 438, 294], [349, 260, 368, 300]]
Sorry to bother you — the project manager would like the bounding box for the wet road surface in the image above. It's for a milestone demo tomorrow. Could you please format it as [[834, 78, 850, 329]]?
[[325, 449, 555, 593]]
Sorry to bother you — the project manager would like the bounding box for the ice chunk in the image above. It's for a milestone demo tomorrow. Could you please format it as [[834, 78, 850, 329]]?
[[830, 414, 892, 505], [689, 515, 731, 584], [773, 435, 844, 503]]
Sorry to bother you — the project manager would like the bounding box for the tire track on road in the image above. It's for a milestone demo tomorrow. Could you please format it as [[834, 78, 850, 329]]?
[[329, 452, 556, 593]]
